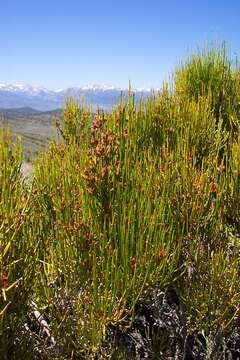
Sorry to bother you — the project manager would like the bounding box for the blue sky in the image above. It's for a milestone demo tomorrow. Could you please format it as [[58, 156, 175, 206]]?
[[1, 0, 240, 90]]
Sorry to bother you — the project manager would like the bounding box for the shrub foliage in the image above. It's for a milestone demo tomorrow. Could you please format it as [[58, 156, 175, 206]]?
[[1, 46, 240, 358]]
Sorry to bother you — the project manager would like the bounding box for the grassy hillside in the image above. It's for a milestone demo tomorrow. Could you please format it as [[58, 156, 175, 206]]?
[[0, 108, 60, 159], [1, 46, 240, 359]]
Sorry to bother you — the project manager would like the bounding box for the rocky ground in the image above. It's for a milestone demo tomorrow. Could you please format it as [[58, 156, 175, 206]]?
[[103, 289, 240, 359], [15, 288, 240, 359], [21, 162, 33, 179]]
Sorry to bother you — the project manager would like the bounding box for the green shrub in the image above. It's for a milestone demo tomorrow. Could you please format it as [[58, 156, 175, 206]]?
[[1, 45, 240, 358]]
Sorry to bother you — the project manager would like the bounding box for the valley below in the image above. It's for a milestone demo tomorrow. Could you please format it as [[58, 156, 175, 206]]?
[[0, 107, 60, 159]]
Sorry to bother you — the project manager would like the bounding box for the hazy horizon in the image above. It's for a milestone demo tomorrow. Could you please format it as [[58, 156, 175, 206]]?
[[0, 82, 158, 92]]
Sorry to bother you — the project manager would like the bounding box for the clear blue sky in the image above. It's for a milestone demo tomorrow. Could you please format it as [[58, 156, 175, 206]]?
[[1, 0, 240, 90]]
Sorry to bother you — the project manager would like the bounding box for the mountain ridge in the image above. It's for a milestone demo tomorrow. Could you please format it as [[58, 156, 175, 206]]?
[[0, 107, 60, 115], [0, 83, 153, 111]]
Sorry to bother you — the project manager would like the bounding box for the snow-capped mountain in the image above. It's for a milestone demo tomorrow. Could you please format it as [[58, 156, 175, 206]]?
[[0, 83, 151, 111], [0, 83, 47, 94]]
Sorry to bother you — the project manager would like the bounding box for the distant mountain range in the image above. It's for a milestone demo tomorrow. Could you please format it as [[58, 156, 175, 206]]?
[[0, 83, 152, 111]]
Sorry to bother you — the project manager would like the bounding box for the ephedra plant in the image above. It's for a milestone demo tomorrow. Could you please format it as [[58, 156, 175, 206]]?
[[0, 45, 240, 358]]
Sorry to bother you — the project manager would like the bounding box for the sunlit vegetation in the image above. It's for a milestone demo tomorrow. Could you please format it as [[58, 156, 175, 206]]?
[[1, 45, 240, 358]]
